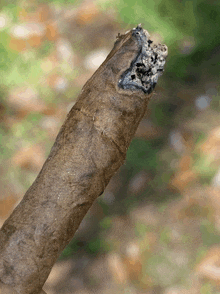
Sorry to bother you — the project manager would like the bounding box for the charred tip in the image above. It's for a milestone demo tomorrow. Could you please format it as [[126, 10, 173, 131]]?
[[135, 23, 143, 31], [118, 27, 168, 94]]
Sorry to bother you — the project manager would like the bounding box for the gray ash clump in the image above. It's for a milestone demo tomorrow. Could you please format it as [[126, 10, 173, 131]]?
[[118, 25, 168, 94]]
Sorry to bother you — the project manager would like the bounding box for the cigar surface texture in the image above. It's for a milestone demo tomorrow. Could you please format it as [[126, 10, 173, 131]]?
[[0, 25, 167, 294]]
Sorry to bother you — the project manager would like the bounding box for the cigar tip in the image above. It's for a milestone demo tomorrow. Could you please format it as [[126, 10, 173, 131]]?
[[118, 26, 168, 95], [136, 23, 142, 29]]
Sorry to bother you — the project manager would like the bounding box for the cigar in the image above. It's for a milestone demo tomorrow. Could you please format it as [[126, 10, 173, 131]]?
[[0, 25, 167, 294]]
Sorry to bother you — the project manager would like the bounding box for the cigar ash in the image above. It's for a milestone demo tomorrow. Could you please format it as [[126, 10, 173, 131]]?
[[118, 25, 168, 94]]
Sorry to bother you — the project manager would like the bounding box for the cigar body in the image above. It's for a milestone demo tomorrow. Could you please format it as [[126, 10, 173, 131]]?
[[0, 26, 167, 294]]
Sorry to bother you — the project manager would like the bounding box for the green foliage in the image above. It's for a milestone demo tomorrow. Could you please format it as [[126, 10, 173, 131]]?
[[194, 245, 208, 265], [26, 113, 43, 123], [37, 0, 79, 4], [200, 220, 220, 247], [61, 240, 81, 258], [126, 138, 163, 173], [61, 237, 111, 258], [117, 0, 196, 41], [100, 217, 112, 230], [193, 152, 218, 185], [193, 131, 206, 145], [0, 41, 43, 87], [0, 31, 19, 72], [144, 248, 189, 287], [116, 0, 220, 80], [200, 282, 216, 294], [85, 238, 103, 254], [0, 2, 19, 21], [150, 102, 177, 127], [210, 94, 220, 111], [159, 226, 171, 245], [135, 221, 151, 237], [0, 129, 8, 161], [37, 40, 55, 58]]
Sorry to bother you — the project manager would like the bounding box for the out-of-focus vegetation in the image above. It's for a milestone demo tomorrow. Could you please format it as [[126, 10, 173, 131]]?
[[115, 0, 220, 81], [1, 0, 220, 293]]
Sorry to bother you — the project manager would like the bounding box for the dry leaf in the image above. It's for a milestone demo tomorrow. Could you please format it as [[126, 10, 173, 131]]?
[[196, 246, 220, 286], [12, 144, 45, 171], [46, 21, 59, 41], [8, 87, 47, 117], [107, 253, 128, 284], [9, 37, 26, 52], [170, 169, 197, 192], [41, 53, 58, 73], [18, 5, 51, 23], [200, 127, 220, 160], [75, 2, 100, 25], [0, 195, 18, 220]]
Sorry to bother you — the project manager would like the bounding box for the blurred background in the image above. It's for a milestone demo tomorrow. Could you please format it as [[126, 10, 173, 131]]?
[[0, 0, 220, 293]]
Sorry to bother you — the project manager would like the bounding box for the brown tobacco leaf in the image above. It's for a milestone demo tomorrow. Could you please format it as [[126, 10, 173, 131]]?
[[0, 282, 46, 294], [0, 25, 167, 294]]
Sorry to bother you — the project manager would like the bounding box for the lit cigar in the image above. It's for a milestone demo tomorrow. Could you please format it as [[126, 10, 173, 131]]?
[[0, 25, 167, 294]]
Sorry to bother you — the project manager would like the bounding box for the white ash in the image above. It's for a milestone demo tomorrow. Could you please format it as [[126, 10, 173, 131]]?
[[118, 25, 168, 94]]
